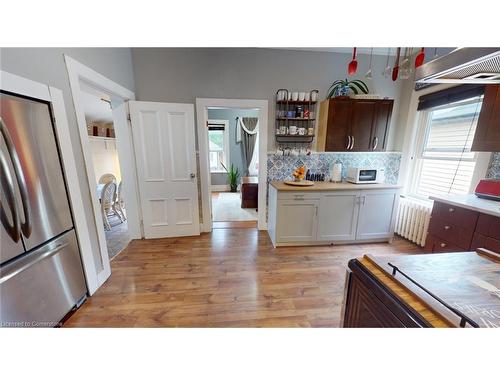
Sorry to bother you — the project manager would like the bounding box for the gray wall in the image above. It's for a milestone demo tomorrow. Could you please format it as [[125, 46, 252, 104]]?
[[207, 108, 260, 185], [0, 48, 135, 272], [131, 48, 409, 151]]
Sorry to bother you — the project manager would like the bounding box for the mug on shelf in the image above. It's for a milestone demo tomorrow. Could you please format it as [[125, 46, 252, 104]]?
[[304, 92, 311, 101], [307, 127, 314, 135], [298, 127, 307, 135], [287, 110, 294, 118], [291, 92, 299, 101], [298, 92, 305, 101], [289, 125, 297, 135], [311, 91, 318, 101]]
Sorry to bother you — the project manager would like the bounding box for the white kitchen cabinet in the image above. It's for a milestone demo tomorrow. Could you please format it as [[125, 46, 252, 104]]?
[[267, 183, 400, 247], [276, 199, 319, 243], [356, 189, 399, 240], [317, 192, 359, 242]]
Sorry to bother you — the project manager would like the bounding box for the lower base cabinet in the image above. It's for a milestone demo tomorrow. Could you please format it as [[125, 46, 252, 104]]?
[[356, 190, 399, 240], [343, 260, 426, 327], [268, 185, 399, 247], [317, 192, 359, 242], [276, 199, 319, 242]]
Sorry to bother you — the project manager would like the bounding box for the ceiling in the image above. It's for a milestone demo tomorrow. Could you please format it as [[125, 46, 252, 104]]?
[[275, 47, 456, 56]]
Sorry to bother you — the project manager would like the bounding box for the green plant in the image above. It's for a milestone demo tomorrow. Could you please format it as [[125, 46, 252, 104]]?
[[225, 163, 240, 192], [327, 79, 369, 98]]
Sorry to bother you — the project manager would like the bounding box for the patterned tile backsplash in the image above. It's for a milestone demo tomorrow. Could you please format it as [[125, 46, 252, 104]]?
[[486, 152, 500, 180], [267, 152, 402, 184]]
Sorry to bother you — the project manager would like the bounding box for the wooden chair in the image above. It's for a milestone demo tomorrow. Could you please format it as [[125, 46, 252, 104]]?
[[99, 173, 117, 185], [100, 182, 122, 230], [114, 180, 127, 221]]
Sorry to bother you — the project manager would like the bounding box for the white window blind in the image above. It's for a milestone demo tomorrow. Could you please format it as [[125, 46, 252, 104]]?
[[208, 122, 229, 173], [410, 97, 483, 199]]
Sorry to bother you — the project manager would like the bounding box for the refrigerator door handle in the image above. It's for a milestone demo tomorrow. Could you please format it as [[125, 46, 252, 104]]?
[[0, 149, 21, 242], [0, 118, 32, 238], [0, 242, 69, 285]]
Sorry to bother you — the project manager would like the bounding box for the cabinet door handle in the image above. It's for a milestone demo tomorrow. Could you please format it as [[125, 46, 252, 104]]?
[[372, 136, 378, 150], [350, 136, 355, 150], [315, 206, 318, 217], [345, 136, 351, 150], [444, 225, 451, 230], [440, 243, 447, 248], [448, 207, 455, 213], [362, 196, 366, 205]]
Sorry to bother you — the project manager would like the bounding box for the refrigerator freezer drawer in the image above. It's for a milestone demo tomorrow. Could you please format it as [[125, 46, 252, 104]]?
[[0, 229, 87, 327]]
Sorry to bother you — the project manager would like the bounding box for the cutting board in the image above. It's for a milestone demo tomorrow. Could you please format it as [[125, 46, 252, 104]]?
[[284, 180, 315, 187]]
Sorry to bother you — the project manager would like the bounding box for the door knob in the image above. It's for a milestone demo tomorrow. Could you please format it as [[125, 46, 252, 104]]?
[[190, 173, 196, 178]]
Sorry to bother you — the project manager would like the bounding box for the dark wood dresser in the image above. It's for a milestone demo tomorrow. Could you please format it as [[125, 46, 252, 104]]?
[[342, 250, 500, 328], [425, 198, 500, 254], [240, 176, 258, 209]]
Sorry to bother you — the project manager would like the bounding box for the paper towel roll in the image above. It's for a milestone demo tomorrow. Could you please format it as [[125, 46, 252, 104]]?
[[331, 163, 342, 182]]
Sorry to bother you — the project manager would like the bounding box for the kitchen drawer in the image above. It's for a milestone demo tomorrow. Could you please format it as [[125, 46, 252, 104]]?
[[428, 219, 474, 250], [475, 213, 500, 240], [277, 191, 321, 200], [471, 233, 500, 254], [431, 201, 479, 229], [425, 234, 466, 253]]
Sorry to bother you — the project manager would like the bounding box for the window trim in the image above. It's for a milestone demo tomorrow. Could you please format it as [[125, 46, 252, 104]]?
[[207, 119, 230, 173], [406, 95, 491, 201]]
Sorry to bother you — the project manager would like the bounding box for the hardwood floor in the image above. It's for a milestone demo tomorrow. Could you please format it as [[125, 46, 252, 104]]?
[[64, 229, 423, 327], [212, 221, 257, 229]]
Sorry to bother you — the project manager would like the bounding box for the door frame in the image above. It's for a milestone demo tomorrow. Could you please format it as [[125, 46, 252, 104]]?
[[196, 98, 268, 231], [65, 55, 141, 293], [0, 70, 100, 294]]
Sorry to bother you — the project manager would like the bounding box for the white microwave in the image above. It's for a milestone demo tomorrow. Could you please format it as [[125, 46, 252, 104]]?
[[347, 168, 385, 184]]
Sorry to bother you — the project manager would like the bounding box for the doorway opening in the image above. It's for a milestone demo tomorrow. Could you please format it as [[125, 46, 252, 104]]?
[[80, 86, 130, 259], [66, 55, 141, 292], [196, 98, 268, 232], [207, 108, 260, 228]]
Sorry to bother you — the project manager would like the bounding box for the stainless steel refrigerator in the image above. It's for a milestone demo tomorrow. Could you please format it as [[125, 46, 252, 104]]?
[[1, 91, 87, 327]]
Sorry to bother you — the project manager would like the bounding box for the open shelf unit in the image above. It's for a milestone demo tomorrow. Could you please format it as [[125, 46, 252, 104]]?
[[275, 89, 319, 144]]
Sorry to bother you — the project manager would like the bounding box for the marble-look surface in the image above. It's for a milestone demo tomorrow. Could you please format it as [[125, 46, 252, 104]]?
[[430, 194, 500, 218], [267, 152, 402, 185], [486, 152, 500, 180]]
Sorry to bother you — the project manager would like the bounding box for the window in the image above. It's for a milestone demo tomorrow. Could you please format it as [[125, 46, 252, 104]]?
[[409, 96, 484, 199], [208, 121, 229, 173]]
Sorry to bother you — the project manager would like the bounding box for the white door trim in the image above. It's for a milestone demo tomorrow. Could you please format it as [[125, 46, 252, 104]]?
[[0, 70, 99, 294], [196, 98, 268, 231], [64, 55, 140, 294]]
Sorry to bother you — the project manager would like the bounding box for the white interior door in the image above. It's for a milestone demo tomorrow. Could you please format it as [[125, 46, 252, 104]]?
[[129, 101, 200, 238]]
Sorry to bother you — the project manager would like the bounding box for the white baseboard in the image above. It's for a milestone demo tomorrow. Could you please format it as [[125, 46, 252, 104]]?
[[211, 184, 230, 192]]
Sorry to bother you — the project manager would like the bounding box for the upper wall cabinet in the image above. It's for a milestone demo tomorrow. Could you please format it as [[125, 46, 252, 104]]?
[[471, 84, 500, 152], [317, 97, 394, 152]]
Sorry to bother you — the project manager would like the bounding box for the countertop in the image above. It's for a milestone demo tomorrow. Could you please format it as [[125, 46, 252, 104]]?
[[358, 249, 500, 328], [270, 180, 401, 191], [430, 193, 500, 218]]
